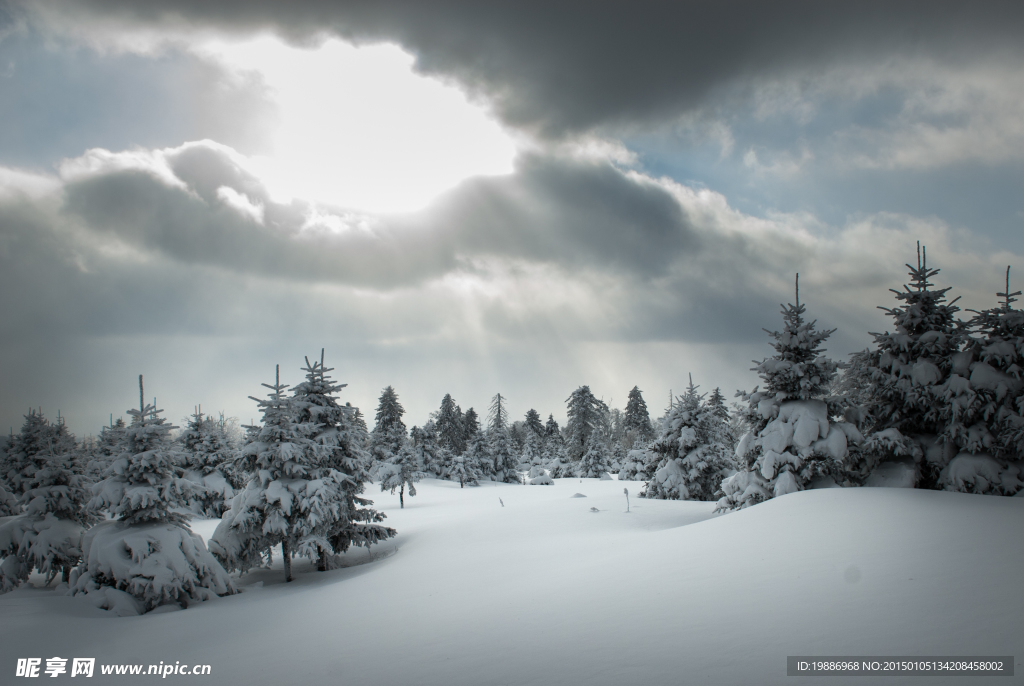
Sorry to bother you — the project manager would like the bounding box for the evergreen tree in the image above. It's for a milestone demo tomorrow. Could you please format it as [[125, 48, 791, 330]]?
[[848, 246, 965, 488], [210, 363, 347, 583], [370, 386, 407, 479], [463, 407, 481, 438], [489, 428, 522, 484], [292, 352, 395, 566], [717, 276, 858, 511], [623, 386, 654, 444], [378, 439, 424, 508], [464, 430, 492, 480], [565, 386, 609, 462], [178, 407, 237, 518], [411, 425, 444, 478], [448, 452, 482, 488], [70, 376, 234, 613], [524, 409, 544, 437], [577, 437, 613, 478], [641, 375, 734, 500], [435, 394, 465, 455], [544, 414, 560, 438], [487, 393, 509, 433], [933, 267, 1024, 494], [0, 414, 95, 592]]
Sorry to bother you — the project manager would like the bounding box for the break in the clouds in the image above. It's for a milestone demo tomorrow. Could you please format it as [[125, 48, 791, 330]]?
[[1, 0, 1023, 437]]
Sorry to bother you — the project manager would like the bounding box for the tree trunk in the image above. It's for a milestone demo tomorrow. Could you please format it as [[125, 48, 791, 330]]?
[[460, 476, 464, 489], [400, 482, 405, 508], [282, 540, 293, 582], [317, 546, 327, 572], [62, 565, 70, 584]]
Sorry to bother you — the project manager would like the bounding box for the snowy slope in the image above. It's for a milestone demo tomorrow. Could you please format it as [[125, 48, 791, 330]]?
[[2, 478, 1022, 685]]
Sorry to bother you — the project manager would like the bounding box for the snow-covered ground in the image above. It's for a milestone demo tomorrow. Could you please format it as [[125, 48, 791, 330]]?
[[2, 478, 1022, 684]]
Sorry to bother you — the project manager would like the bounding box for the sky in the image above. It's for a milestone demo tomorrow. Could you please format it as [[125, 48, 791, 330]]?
[[2, 1, 1023, 438]]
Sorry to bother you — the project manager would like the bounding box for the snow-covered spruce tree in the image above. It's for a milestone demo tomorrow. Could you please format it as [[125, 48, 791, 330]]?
[[641, 375, 734, 501], [83, 416, 127, 482], [520, 429, 544, 470], [178, 407, 236, 518], [524, 409, 545, 438], [2, 409, 74, 497], [214, 358, 394, 579], [489, 428, 522, 484], [369, 386, 407, 480], [577, 437, 613, 478], [435, 394, 465, 455], [623, 386, 655, 445], [378, 438, 423, 508], [565, 386, 610, 464], [69, 376, 234, 614], [463, 407, 480, 437], [0, 413, 95, 592], [411, 425, 444, 478], [847, 246, 965, 488], [616, 441, 650, 481], [717, 276, 860, 511], [932, 267, 1024, 495], [448, 452, 482, 488], [464, 429, 491, 481], [289, 352, 393, 566]]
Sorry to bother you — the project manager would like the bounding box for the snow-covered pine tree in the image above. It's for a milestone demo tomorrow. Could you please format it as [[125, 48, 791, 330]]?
[[616, 440, 651, 481], [487, 393, 509, 434], [288, 351, 394, 566], [411, 425, 444, 478], [2, 409, 69, 496], [448, 451, 482, 488], [717, 275, 859, 511], [577, 436, 613, 478], [369, 386, 408, 480], [933, 267, 1024, 495], [69, 376, 234, 614], [178, 406, 236, 518], [524, 409, 544, 438], [489, 427, 522, 484], [544, 414, 560, 439], [464, 429, 491, 481], [565, 386, 610, 463], [641, 375, 734, 500], [463, 407, 480, 438], [84, 416, 127, 482], [0, 413, 95, 592], [847, 245, 964, 488], [378, 439, 423, 508], [623, 386, 654, 445], [435, 394, 465, 455]]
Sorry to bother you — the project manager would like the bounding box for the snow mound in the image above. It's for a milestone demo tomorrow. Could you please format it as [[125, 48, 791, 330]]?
[[599, 472, 612, 481], [68, 521, 236, 613], [570, 493, 587, 498], [529, 474, 554, 485]]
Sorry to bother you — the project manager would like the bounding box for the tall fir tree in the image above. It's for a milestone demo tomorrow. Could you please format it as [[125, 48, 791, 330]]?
[[717, 276, 859, 510], [0, 413, 95, 592], [564, 386, 609, 462], [933, 266, 1024, 494], [370, 386, 408, 479], [71, 376, 234, 613], [178, 407, 237, 517], [487, 393, 509, 434], [435, 394, 465, 455], [524, 409, 544, 438], [641, 375, 734, 500], [848, 246, 964, 488], [289, 352, 395, 567], [623, 386, 654, 444]]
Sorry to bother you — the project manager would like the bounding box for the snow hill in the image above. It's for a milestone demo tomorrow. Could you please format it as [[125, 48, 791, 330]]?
[[2, 478, 1022, 685]]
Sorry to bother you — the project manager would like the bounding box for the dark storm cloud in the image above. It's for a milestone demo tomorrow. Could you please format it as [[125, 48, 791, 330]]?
[[57, 143, 697, 285], [19, 0, 1024, 137]]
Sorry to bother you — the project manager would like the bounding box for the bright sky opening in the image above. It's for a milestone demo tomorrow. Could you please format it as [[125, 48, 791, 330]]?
[[201, 36, 517, 214]]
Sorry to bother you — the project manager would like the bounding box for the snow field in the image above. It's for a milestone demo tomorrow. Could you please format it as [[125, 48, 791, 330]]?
[[1, 477, 1022, 685]]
